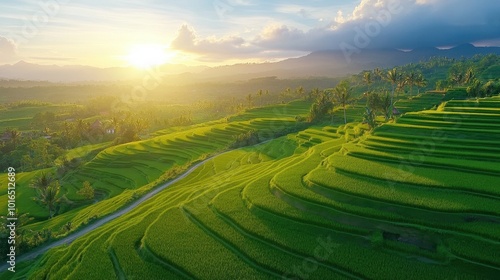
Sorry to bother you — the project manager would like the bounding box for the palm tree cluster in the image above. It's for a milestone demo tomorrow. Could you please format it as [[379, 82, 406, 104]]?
[[308, 90, 333, 123], [307, 80, 354, 124], [384, 68, 427, 98], [307, 67, 430, 127], [357, 67, 429, 127], [449, 67, 476, 87], [30, 173, 61, 218], [364, 92, 392, 128]]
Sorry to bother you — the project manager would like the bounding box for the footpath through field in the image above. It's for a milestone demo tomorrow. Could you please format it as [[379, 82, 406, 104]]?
[[0, 148, 239, 272]]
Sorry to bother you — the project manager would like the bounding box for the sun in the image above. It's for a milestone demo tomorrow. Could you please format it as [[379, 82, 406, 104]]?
[[126, 44, 174, 69]]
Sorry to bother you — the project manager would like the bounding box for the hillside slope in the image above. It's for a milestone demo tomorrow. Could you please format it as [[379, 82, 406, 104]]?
[[5, 95, 500, 279]]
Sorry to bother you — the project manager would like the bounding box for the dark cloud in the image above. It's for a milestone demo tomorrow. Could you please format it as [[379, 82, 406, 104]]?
[[351, 0, 500, 49], [170, 0, 500, 60], [255, 0, 500, 51]]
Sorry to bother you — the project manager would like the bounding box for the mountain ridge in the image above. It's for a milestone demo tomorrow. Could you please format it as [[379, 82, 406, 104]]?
[[1, 45, 499, 83]]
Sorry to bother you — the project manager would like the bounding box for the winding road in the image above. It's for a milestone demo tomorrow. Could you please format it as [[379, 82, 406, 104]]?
[[1, 154, 221, 272]]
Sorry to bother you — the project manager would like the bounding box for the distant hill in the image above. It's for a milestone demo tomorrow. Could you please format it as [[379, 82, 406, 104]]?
[[1, 45, 499, 83], [263, 44, 500, 78], [0, 61, 208, 83], [168, 44, 500, 83]]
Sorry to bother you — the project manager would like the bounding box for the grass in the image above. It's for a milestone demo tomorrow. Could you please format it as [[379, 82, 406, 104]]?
[[0, 104, 74, 132], [0, 168, 54, 219], [2, 95, 500, 279], [0, 101, 313, 245], [395, 93, 444, 113]]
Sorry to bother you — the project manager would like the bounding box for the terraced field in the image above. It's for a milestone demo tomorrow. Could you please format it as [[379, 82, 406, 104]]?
[[3, 96, 500, 279], [2, 101, 311, 238], [0, 104, 74, 132], [395, 93, 444, 113], [306, 96, 500, 278]]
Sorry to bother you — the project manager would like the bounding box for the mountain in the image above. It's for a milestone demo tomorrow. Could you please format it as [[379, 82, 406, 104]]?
[[1, 45, 499, 83], [0, 61, 137, 82], [0, 61, 208, 83], [178, 45, 500, 83], [275, 44, 500, 77]]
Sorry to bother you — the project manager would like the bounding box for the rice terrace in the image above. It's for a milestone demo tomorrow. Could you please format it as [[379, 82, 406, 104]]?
[[1, 1, 500, 279]]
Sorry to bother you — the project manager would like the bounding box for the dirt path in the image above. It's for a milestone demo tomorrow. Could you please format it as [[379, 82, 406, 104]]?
[[1, 155, 220, 272], [2, 139, 278, 273]]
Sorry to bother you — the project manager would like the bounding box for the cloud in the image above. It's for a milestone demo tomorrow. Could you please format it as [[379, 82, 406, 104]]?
[[254, 25, 340, 51], [256, 0, 500, 51], [172, 0, 500, 59], [170, 24, 261, 59], [0, 35, 18, 63], [167, 0, 500, 64]]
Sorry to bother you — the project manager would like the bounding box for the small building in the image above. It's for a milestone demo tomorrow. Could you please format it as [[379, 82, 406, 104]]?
[[91, 120, 103, 130], [393, 107, 401, 116], [105, 127, 116, 134]]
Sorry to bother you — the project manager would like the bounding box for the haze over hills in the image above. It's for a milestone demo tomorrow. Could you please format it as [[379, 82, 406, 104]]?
[[1, 44, 499, 83], [0, 61, 209, 83]]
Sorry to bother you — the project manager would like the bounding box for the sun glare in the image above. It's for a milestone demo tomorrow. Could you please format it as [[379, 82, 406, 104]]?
[[126, 44, 174, 69]]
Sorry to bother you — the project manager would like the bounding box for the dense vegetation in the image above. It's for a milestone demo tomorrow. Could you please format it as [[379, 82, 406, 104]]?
[[1, 54, 500, 279]]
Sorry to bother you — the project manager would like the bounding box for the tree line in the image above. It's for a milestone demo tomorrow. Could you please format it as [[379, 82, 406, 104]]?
[[307, 54, 500, 129]]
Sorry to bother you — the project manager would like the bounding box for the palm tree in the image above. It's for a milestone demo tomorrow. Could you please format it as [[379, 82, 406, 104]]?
[[30, 172, 55, 192], [363, 71, 373, 98], [309, 88, 321, 101], [466, 78, 482, 98], [386, 68, 399, 101], [308, 90, 332, 123], [34, 181, 61, 218], [380, 92, 392, 121], [279, 88, 291, 103], [74, 118, 88, 141], [333, 80, 352, 124], [257, 89, 263, 105], [385, 68, 401, 118], [449, 71, 463, 88], [246, 93, 253, 108], [295, 86, 305, 100], [111, 116, 120, 133], [464, 68, 476, 85], [373, 68, 383, 82], [363, 106, 377, 130], [7, 128, 21, 148], [363, 71, 372, 92], [134, 118, 149, 134], [415, 73, 427, 95], [396, 73, 407, 97], [406, 72, 417, 96]]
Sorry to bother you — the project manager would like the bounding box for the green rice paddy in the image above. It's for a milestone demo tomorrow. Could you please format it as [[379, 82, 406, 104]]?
[[2, 95, 500, 279]]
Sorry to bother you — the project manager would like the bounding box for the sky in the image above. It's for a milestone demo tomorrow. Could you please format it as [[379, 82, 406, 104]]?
[[0, 0, 499, 67]]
